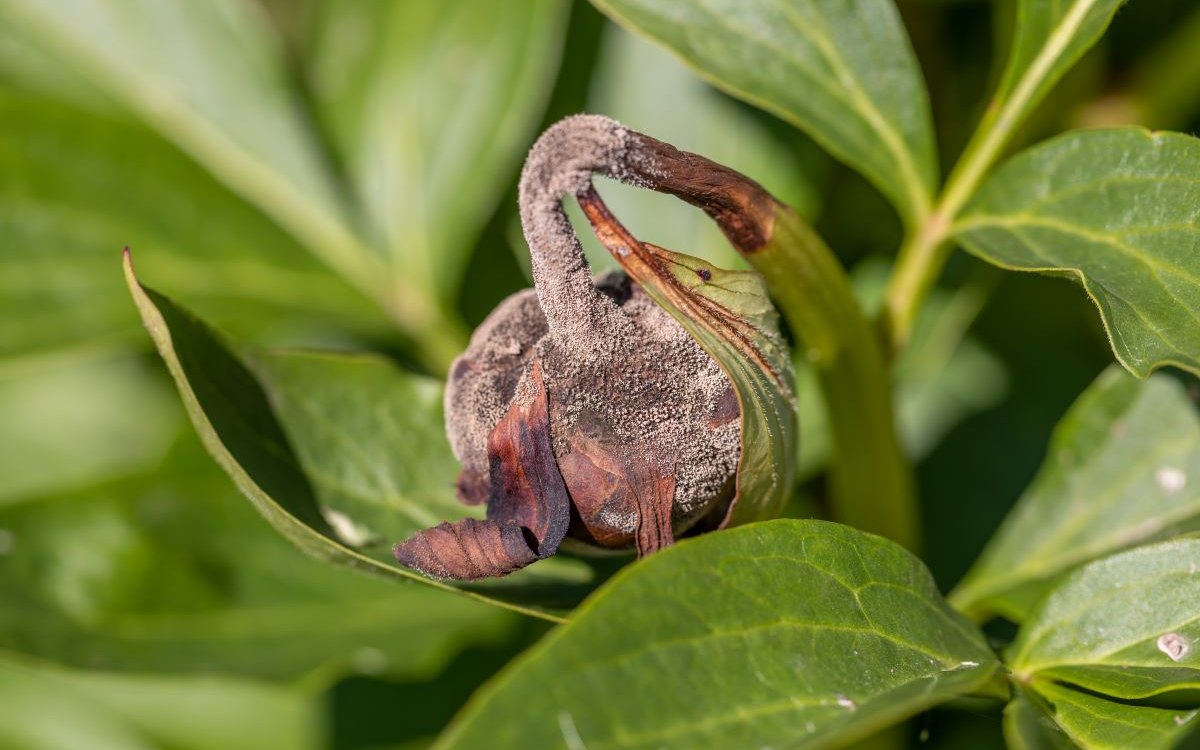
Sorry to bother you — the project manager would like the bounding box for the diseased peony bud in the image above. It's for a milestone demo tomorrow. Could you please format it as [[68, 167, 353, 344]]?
[[394, 114, 792, 580]]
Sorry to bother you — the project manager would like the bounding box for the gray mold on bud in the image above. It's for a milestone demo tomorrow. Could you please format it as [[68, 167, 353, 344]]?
[[396, 115, 743, 579]]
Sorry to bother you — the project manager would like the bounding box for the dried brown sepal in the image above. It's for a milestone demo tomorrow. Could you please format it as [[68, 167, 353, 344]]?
[[622, 131, 779, 253], [394, 361, 570, 580]]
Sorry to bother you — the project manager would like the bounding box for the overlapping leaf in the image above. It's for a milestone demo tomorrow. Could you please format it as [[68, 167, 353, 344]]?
[[0, 654, 319, 750], [952, 366, 1200, 620], [1010, 540, 1200, 700], [0, 94, 382, 357], [1003, 689, 1075, 750], [124, 253, 597, 621], [0, 0, 381, 297], [0, 436, 518, 682], [306, 0, 568, 306], [955, 129, 1200, 377], [436, 520, 999, 750], [990, 0, 1126, 133], [1023, 682, 1197, 750], [590, 0, 937, 227]]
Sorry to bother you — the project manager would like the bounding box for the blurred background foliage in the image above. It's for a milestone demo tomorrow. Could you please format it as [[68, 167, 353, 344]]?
[[0, 0, 1198, 748]]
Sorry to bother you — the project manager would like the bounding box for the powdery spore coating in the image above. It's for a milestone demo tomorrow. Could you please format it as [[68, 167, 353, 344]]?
[[444, 289, 546, 481], [445, 272, 739, 530], [537, 273, 739, 524], [518, 114, 642, 353]]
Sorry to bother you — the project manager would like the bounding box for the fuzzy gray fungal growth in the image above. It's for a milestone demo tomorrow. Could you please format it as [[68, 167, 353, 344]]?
[[397, 115, 743, 579]]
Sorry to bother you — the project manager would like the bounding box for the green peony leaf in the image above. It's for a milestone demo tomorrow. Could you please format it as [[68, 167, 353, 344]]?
[[951, 366, 1200, 621], [0, 0, 383, 300], [306, 0, 568, 307], [0, 94, 383, 358], [955, 129, 1200, 378], [435, 520, 999, 750], [1010, 540, 1200, 702], [124, 251, 598, 622], [1004, 689, 1076, 750], [0, 653, 320, 750], [589, 0, 937, 228], [989, 0, 1125, 139], [1028, 681, 1198, 750], [0, 435, 518, 682]]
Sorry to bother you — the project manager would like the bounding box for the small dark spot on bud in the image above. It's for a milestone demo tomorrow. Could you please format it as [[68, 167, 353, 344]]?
[[450, 357, 475, 382], [697, 268, 712, 281]]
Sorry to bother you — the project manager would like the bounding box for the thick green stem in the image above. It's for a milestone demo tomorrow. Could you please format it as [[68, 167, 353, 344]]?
[[884, 0, 1098, 350], [754, 209, 920, 551]]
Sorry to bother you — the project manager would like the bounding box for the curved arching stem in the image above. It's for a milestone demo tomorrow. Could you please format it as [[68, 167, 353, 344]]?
[[518, 115, 635, 348], [518, 115, 778, 342]]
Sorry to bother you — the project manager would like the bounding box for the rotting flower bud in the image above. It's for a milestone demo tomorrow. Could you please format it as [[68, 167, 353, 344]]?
[[394, 114, 793, 580]]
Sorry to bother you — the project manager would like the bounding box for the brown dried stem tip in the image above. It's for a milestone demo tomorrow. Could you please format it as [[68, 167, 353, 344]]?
[[394, 114, 779, 580]]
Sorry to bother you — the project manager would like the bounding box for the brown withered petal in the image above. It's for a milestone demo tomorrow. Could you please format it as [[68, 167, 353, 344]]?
[[393, 361, 570, 580]]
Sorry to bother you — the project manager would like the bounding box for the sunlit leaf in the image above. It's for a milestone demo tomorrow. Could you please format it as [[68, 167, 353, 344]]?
[[1010, 540, 1200, 701], [952, 366, 1200, 621], [124, 252, 597, 621], [1030, 681, 1198, 750], [0, 94, 383, 357], [989, 0, 1125, 136], [0, 437, 518, 682], [590, 0, 937, 228], [955, 129, 1200, 377], [436, 520, 999, 750], [307, 0, 568, 305], [0, 653, 320, 750], [0, 0, 385, 302]]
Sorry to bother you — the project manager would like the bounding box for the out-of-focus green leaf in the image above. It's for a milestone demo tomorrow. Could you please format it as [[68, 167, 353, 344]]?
[[0, 653, 320, 750], [1131, 5, 1200, 130], [436, 520, 999, 750], [565, 22, 822, 275], [249, 350, 475, 544], [796, 260, 1006, 477], [306, 0, 568, 307], [952, 366, 1200, 621], [1010, 540, 1200, 701], [590, 0, 937, 228], [0, 0, 386, 304], [986, 0, 1125, 140], [955, 129, 1200, 378], [1031, 681, 1198, 750], [0, 348, 177, 507], [124, 253, 597, 621], [0, 94, 383, 357], [1004, 689, 1075, 750], [0, 435, 519, 681]]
